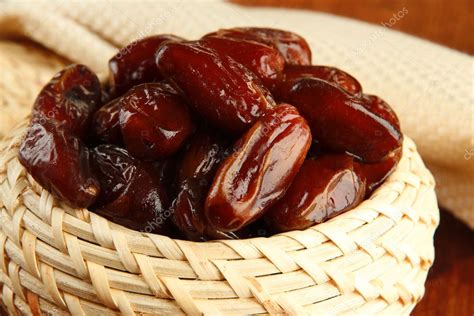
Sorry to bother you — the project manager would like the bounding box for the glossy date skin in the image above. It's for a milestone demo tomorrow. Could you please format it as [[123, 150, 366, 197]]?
[[91, 145, 171, 234], [205, 104, 312, 232], [31, 64, 102, 139], [266, 154, 366, 232], [198, 36, 285, 90], [206, 27, 311, 65], [287, 78, 402, 162], [155, 41, 275, 134], [359, 147, 402, 195], [275, 65, 362, 100], [119, 83, 195, 160], [19, 120, 100, 208], [108, 34, 183, 96], [92, 97, 122, 144]]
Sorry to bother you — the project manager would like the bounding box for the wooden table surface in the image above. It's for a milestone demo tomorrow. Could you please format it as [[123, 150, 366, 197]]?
[[231, 1, 474, 315]]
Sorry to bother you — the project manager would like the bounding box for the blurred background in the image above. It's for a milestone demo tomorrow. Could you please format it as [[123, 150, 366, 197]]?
[[229, 1, 474, 315]]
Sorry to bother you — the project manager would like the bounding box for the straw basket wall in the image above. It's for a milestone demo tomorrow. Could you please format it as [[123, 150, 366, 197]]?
[[0, 41, 439, 316]]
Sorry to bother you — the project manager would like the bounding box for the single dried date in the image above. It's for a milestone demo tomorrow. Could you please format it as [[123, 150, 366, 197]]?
[[276, 65, 362, 100], [119, 83, 195, 160], [91, 145, 171, 234], [265, 154, 366, 232], [108, 34, 183, 96], [206, 27, 311, 65], [31, 64, 101, 139], [198, 36, 285, 90], [155, 41, 275, 134], [92, 97, 122, 144], [172, 131, 229, 241], [19, 120, 100, 208], [205, 104, 312, 231], [287, 78, 402, 162]]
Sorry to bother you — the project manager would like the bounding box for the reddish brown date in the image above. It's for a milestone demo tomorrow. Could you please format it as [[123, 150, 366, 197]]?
[[172, 131, 228, 240], [276, 65, 362, 100], [359, 147, 402, 194], [265, 154, 366, 232], [19, 120, 100, 208], [108, 34, 183, 96], [287, 78, 402, 162], [119, 83, 195, 160], [155, 41, 275, 133], [31, 64, 101, 138], [92, 97, 122, 144], [91, 145, 171, 234], [205, 104, 312, 231], [207, 27, 311, 65], [198, 36, 285, 90]]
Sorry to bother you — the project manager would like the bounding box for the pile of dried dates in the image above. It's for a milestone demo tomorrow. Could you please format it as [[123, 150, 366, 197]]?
[[19, 27, 403, 241]]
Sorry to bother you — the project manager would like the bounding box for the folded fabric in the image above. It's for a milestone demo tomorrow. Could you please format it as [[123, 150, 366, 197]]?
[[0, 0, 472, 228]]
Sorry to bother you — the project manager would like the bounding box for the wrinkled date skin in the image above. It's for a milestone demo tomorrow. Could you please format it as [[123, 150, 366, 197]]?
[[108, 34, 183, 96], [205, 104, 312, 232], [31, 64, 102, 139], [198, 36, 285, 90], [92, 97, 122, 144], [19, 121, 100, 208], [206, 27, 311, 65], [172, 131, 229, 241], [91, 145, 171, 234], [119, 83, 195, 160], [287, 78, 403, 162], [359, 147, 402, 194], [156, 41, 275, 133], [275, 65, 362, 100], [266, 154, 366, 232]]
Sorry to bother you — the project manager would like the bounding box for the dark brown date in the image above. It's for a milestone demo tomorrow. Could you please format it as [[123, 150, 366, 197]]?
[[119, 83, 195, 160], [155, 41, 275, 133], [198, 36, 285, 90], [31, 64, 101, 139], [359, 147, 402, 194], [172, 131, 228, 241], [92, 97, 122, 144], [205, 104, 312, 231], [287, 78, 402, 162], [19, 120, 100, 208], [91, 145, 171, 234], [108, 34, 183, 96], [275, 65, 362, 100], [207, 27, 311, 65], [265, 154, 366, 232]]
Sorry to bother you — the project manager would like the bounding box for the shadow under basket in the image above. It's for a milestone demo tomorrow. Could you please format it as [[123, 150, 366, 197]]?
[[0, 120, 439, 315]]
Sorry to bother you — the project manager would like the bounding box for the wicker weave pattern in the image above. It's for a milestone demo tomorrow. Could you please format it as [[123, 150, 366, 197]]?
[[0, 116, 438, 315]]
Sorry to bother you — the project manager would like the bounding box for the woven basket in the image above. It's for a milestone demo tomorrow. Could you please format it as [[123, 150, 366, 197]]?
[[0, 40, 439, 315]]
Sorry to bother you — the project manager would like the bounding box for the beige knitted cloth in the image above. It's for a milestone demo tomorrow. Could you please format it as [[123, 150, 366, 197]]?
[[0, 0, 472, 228]]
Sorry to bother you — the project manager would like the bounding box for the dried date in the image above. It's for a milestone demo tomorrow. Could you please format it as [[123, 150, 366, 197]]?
[[287, 78, 402, 162], [31, 64, 101, 139], [19, 120, 100, 208], [206, 27, 311, 65], [91, 145, 171, 234], [205, 104, 312, 231], [265, 154, 366, 232], [155, 41, 275, 133], [119, 83, 195, 160]]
